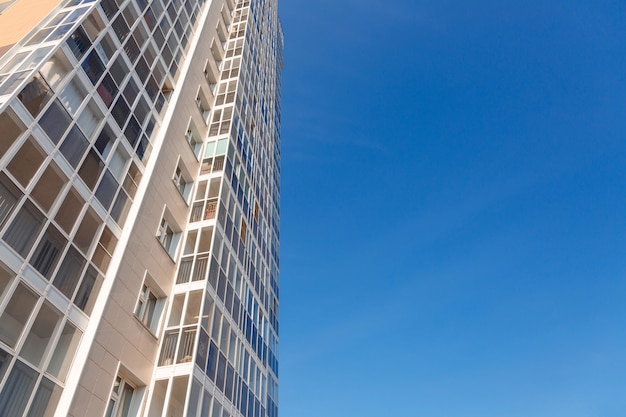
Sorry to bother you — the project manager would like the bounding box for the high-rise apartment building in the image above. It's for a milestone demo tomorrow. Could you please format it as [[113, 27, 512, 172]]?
[[0, 0, 282, 416]]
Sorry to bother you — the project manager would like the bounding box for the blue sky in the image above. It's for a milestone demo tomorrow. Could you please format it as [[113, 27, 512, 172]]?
[[277, 1, 626, 416]]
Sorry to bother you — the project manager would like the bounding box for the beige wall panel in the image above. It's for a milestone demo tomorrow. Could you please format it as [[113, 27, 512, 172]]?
[[0, 0, 62, 56]]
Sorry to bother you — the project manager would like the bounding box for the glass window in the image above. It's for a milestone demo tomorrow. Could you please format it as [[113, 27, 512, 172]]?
[[78, 149, 105, 190], [109, 145, 129, 181], [20, 302, 61, 366], [134, 282, 163, 333], [46, 321, 81, 381], [58, 77, 88, 116], [48, 24, 73, 42], [31, 162, 67, 213], [54, 188, 83, 234], [173, 165, 192, 201], [104, 375, 136, 417], [109, 56, 129, 87], [39, 99, 72, 144], [95, 169, 119, 210], [0, 173, 21, 229], [59, 125, 89, 168], [81, 51, 106, 85], [168, 294, 184, 327], [123, 115, 141, 147], [0, 348, 11, 383], [67, 26, 92, 60], [184, 291, 202, 326], [73, 265, 102, 315], [0, 108, 25, 158], [52, 246, 86, 298], [110, 189, 130, 224], [133, 95, 149, 126], [157, 217, 180, 258], [29, 224, 66, 279], [18, 74, 53, 118], [186, 127, 202, 158], [0, 283, 38, 347], [6, 136, 45, 187], [77, 99, 103, 138], [0, 360, 37, 417], [97, 74, 118, 107], [94, 123, 116, 159], [111, 96, 130, 129], [74, 208, 100, 254], [98, 33, 117, 63], [25, 376, 61, 417], [3, 200, 45, 258], [111, 13, 130, 43], [82, 10, 106, 41], [158, 329, 178, 366], [39, 52, 71, 90], [0, 262, 14, 301]]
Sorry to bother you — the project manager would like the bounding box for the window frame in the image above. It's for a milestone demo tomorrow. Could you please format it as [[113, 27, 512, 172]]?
[[105, 374, 137, 417], [172, 159, 192, 203], [156, 210, 180, 259], [185, 119, 202, 158], [134, 273, 165, 334]]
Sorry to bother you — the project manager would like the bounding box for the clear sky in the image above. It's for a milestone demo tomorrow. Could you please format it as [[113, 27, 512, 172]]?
[[277, 1, 626, 416]]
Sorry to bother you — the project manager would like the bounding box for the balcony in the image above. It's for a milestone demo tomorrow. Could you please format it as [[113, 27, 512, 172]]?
[[157, 327, 197, 366]]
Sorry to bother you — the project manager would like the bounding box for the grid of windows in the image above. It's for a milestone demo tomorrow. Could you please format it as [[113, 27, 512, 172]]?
[[0, 0, 209, 413], [0, 261, 82, 417], [0, 0, 281, 415], [152, 1, 282, 417]]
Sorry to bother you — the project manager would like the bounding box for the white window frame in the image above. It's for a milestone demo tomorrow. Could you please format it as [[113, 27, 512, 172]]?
[[172, 160, 192, 202], [105, 375, 137, 417], [134, 273, 165, 334], [157, 210, 180, 259], [185, 120, 202, 158]]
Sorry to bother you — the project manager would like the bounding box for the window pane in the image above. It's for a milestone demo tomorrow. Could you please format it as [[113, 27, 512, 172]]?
[[18, 74, 53, 118], [73, 266, 102, 315], [67, 26, 92, 60], [110, 189, 130, 224], [0, 108, 26, 158], [0, 348, 11, 382], [166, 375, 188, 416], [25, 376, 61, 417], [0, 283, 38, 347], [30, 224, 66, 279], [3, 200, 44, 258], [30, 162, 67, 213], [59, 125, 89, 168], [6, 136, 45, 187], [54, 188, 84, 234], [94, 123, 116, 159], [46, 321, 81, 381], [78, 149, 105, 190], [39, 99, 72, 144], [95, 169, 119, 210], [52, 246, 86, 298], [147, 380, 168, 417], [81, 51, 106, 85], [0, 173, 21, 228], [77, 99, 103, 139], [20, 302, 60, 366], [74, 208, 99, 254], [118, 382, 134, 417], [0, 360, 37, 417]]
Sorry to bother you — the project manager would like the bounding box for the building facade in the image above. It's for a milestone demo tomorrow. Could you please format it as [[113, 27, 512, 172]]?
[[0, 0, 282, 415]]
